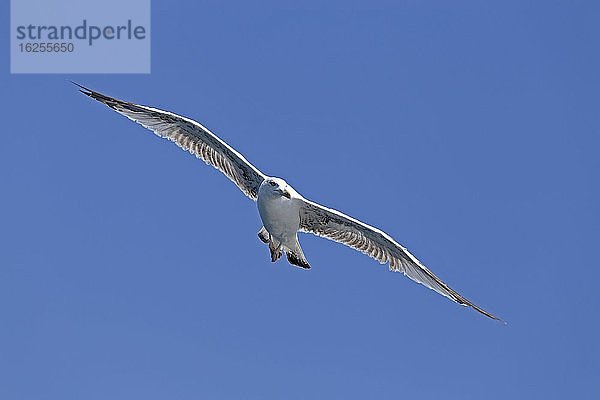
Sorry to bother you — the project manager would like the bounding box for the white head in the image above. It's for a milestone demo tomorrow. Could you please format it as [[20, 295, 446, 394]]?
[[259, 177, 295, 199]]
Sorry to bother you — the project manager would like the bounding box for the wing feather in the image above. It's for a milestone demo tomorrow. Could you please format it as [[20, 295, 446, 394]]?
[[298, 198, 501, 321], [76, 84, 266, 200]]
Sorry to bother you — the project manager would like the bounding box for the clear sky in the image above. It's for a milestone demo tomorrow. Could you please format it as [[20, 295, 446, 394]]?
[[1, 1, 599, 399]]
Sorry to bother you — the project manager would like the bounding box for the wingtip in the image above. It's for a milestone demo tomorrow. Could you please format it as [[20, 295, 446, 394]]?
[[71, 81, 93, 96], [71, 82, 122, 108], [470, 303, 506, 324]]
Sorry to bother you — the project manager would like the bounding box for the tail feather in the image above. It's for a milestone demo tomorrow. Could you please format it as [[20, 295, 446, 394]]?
[[286, 250, 310, 269], [285, 238, 310, 269]]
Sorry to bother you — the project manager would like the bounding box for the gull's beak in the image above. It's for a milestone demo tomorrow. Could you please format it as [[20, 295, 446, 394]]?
[[280, 188, 291, 199]]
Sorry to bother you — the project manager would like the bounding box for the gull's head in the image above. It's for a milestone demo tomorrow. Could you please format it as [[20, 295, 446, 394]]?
[[260, 177, 293, 199]]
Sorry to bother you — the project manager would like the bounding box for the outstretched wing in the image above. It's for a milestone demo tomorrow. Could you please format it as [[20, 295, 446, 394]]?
[[298, 198, 501, 321], [76, 84, 266, 200]]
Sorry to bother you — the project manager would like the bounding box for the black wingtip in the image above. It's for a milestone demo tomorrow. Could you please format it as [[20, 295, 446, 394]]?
[[70, 81, 93, 96], [469, 303, 506, 324], [70, 82, 125, 110]]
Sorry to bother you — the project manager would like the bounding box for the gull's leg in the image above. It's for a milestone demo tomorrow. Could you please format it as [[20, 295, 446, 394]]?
[[258, 227, 282, 262], [269, 240, 283, 262], [257, 227, 270, 243]]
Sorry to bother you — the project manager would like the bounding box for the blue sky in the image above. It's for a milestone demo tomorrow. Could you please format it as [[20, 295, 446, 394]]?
[[1, 1, 599, 399]]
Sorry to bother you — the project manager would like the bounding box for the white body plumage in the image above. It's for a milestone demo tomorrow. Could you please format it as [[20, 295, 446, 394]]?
[[257, 179, 300, 244], [257, 177, 310, 267]]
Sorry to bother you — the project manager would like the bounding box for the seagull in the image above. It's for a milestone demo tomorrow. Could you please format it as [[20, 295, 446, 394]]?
[[75, 83, 501, 321]]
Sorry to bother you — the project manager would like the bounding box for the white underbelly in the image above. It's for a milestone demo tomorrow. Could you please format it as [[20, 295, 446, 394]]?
[[257, 196, 300, 243]]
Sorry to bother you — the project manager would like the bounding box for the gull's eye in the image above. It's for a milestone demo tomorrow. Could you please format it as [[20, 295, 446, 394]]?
[[269, 181, 277, 186]]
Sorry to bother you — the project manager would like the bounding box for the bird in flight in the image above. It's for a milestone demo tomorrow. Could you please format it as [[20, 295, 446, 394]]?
[[75, 83, 501, 321]]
